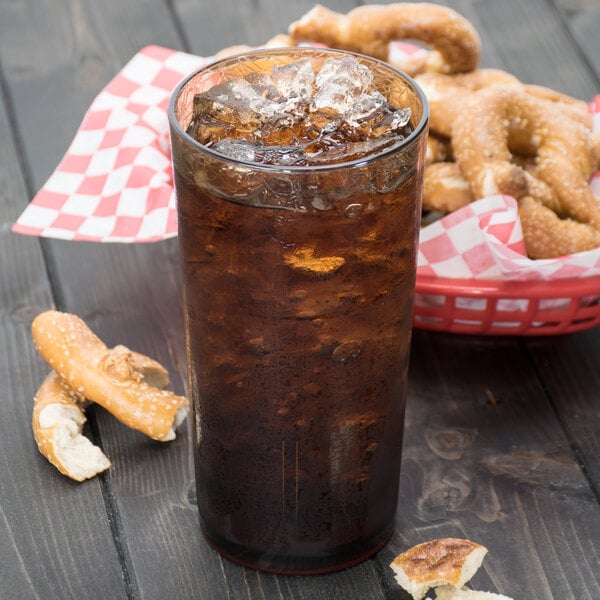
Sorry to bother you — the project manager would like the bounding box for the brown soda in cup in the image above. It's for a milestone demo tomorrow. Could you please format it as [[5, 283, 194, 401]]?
[[169, 48, 428, 574]]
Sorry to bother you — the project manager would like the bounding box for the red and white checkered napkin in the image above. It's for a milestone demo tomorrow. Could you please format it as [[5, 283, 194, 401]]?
[[11, 45, 600, 282], [13, 46, 208, 242]]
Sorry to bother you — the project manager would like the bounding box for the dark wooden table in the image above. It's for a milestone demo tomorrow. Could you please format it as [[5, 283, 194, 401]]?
[[2, 1, 600, 598]]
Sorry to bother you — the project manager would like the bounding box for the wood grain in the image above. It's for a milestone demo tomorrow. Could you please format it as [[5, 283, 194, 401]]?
[[0, 16, 128, 600], [384, 331, 600, 599], [1, 0, 600, 598], [553, 0, 600, 81]]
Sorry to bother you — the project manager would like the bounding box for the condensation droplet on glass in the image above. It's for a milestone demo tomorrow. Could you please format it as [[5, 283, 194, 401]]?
[[311, 196, 332, 211], [344, 203, 364, 218]]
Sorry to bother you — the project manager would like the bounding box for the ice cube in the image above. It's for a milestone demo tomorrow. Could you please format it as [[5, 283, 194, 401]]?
[[390, 107, 412, 130], [213, 139, 307, 166], [192, 78, 285, 131], [315, 57, 373, 93], [213, 139, 257, 162], [306, 137, 398, 164], [314, 57, 374, 112], [270, 58, 314, 99], [186, 55, 414, 167], [256, 145, 307, 166], [244, 72, 282, 101], [343, 91, 387, 127]]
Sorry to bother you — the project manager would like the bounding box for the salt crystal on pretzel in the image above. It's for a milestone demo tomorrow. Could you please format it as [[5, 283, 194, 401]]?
[[416, 69, 593, 139], [416, 69, 522, 138], [32, 311, 188, 442], [450, 86, 600, 258]]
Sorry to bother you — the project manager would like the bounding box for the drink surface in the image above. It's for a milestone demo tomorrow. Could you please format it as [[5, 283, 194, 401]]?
[[186, 56, 414, 166]]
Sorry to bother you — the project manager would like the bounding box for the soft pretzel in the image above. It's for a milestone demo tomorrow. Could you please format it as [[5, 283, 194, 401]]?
[[33, 341, 176, 481], [452, 86, 600, 231], [33, 371, 111, 482], [390, 538, 488, 600], [416, 69, 592, 138], [288, 3, 481, 76], [32, 311, 188, 442], [421, 158, 600, 257], [416, 69, 521, 137], [423, 162, 473, 213], [523, 83, 593, 127], [518, 195, 600, 258], [425, 133, 453, 166]]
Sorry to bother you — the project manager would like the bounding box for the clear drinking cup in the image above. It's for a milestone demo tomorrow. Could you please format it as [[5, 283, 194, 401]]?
[[169, 47, 428, 574]]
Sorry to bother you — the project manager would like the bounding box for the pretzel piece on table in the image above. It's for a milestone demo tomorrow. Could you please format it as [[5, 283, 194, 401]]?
[[33, 371, 111, 482], [32, 311, 188, 443]]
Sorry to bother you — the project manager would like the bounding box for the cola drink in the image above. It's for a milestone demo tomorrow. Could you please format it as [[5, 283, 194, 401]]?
[[169, 49, 428, 574]]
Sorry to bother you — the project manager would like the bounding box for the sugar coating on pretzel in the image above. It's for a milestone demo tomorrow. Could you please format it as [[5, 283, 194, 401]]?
[[452, 86, 600, 232], [288, 3, 481, 76], [32, 311, 188, 442]]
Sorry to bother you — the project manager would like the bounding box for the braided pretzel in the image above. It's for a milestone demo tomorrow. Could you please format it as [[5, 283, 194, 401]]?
[[288, 3, 481, 76]]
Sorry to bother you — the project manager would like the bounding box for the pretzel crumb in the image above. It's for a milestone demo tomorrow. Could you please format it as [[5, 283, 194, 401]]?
[[390, 538, 512, 600]]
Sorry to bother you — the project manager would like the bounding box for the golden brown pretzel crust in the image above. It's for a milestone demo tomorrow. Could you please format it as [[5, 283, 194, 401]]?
[[519, 196, 600, 259], [288, 3, 481, 76], [423, 162, 473, 213], [416, 69, 521, 137], [391, 538, 487, 585], [32, 311, 188, 441], [452, 86, 600, 229], [523, 84, 592, 127], [416, 69, 592, 138]]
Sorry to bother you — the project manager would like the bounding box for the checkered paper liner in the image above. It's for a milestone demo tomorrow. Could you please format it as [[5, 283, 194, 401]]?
[[12, 45, 600, 285]]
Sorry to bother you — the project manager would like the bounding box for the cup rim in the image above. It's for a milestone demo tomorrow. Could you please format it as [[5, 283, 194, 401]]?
[[168, 47, 430, 172]]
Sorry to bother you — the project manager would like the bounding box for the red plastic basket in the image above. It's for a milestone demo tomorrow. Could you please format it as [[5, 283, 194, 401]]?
[[413, 275, 600, 335]]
